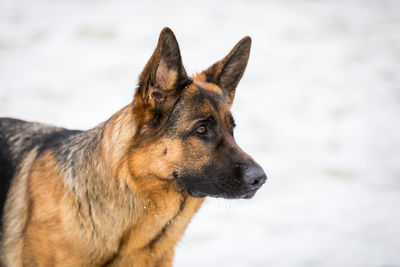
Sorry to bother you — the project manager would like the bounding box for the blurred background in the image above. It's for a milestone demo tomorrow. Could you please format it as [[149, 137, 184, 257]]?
[[1, 0, 399, 266]]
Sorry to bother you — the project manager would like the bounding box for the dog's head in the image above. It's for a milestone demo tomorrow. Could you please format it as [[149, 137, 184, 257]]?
[[129, 28, 266, 199]]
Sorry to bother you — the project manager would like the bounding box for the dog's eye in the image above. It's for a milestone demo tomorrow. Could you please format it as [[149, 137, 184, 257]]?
[[196, 125, 207, 135]]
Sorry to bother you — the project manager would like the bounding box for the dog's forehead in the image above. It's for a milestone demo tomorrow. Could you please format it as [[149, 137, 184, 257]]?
[[179, 80, 233, 127], [190, 73, 222, 93]]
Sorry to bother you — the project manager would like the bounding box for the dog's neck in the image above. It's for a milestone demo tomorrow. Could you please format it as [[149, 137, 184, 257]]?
[[101, 104, 137, 174]]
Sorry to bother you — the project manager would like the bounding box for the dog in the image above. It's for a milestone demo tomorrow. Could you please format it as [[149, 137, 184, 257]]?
[[0, 27, 267, 266]]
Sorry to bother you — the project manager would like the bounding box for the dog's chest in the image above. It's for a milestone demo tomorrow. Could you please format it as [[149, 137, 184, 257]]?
[[105, 193, 180, 257], [104, 193, 204, 266], [128, 193, 184, 249]]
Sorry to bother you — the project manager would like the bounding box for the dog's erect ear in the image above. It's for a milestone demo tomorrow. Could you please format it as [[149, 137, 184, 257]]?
[[134, 27, 189, 122], [202, 36, 251, 106]]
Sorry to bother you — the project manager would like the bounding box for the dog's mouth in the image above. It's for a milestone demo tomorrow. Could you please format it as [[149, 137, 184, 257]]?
[[187, 190, 207, 198], [184, 185, 261, 199], [241, 189, 258, 199]]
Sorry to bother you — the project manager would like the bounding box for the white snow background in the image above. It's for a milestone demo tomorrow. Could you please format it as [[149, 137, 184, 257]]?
[[1, 0, 399, 266]]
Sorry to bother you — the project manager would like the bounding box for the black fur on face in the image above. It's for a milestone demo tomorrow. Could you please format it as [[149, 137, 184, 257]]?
[[176, 142, 266, 199]]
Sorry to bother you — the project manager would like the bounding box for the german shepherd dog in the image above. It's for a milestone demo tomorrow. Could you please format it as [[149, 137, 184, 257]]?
[[0, 28, 267, 266]]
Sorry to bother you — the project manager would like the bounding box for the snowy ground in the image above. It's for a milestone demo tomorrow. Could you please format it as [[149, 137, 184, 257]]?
[[1, 0, 400, 266]]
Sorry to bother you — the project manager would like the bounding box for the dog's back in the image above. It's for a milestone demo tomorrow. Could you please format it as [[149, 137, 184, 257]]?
[[0, 118, 81, 234]]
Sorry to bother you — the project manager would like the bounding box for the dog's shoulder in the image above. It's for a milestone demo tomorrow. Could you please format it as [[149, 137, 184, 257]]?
[[0, 117, 81, 231]]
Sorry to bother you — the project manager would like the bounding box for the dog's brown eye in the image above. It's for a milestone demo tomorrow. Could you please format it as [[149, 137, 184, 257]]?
[[196, 125, 207, 135]]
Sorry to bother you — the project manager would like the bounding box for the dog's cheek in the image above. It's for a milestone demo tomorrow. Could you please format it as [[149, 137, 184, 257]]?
[[180, 137, 213, 173], [159, 138, 186, 176], [128, 139, 185, 180]]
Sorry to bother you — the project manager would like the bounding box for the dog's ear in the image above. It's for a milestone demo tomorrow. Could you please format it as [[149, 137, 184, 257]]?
[[202, 36, 251, 106], [134, 27, 189, 122]]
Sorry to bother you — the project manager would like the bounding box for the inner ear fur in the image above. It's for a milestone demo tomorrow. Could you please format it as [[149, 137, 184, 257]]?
[[202, 36, 251, 106], [134, 27, 189, 122]]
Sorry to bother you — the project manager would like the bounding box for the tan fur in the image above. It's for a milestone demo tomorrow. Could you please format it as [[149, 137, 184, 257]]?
[[155, 61, 178, 92], [192, 74, 223, 95], [1, 149, 37, 266], [23, 151, 74, 266], [102, 104, 137, 178]]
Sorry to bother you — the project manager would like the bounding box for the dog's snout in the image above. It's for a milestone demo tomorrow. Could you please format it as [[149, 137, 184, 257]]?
[[243, 166, 267, 189]]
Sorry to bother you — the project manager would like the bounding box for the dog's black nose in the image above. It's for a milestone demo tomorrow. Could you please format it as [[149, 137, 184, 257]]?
[[243, 166, 267, 189]]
